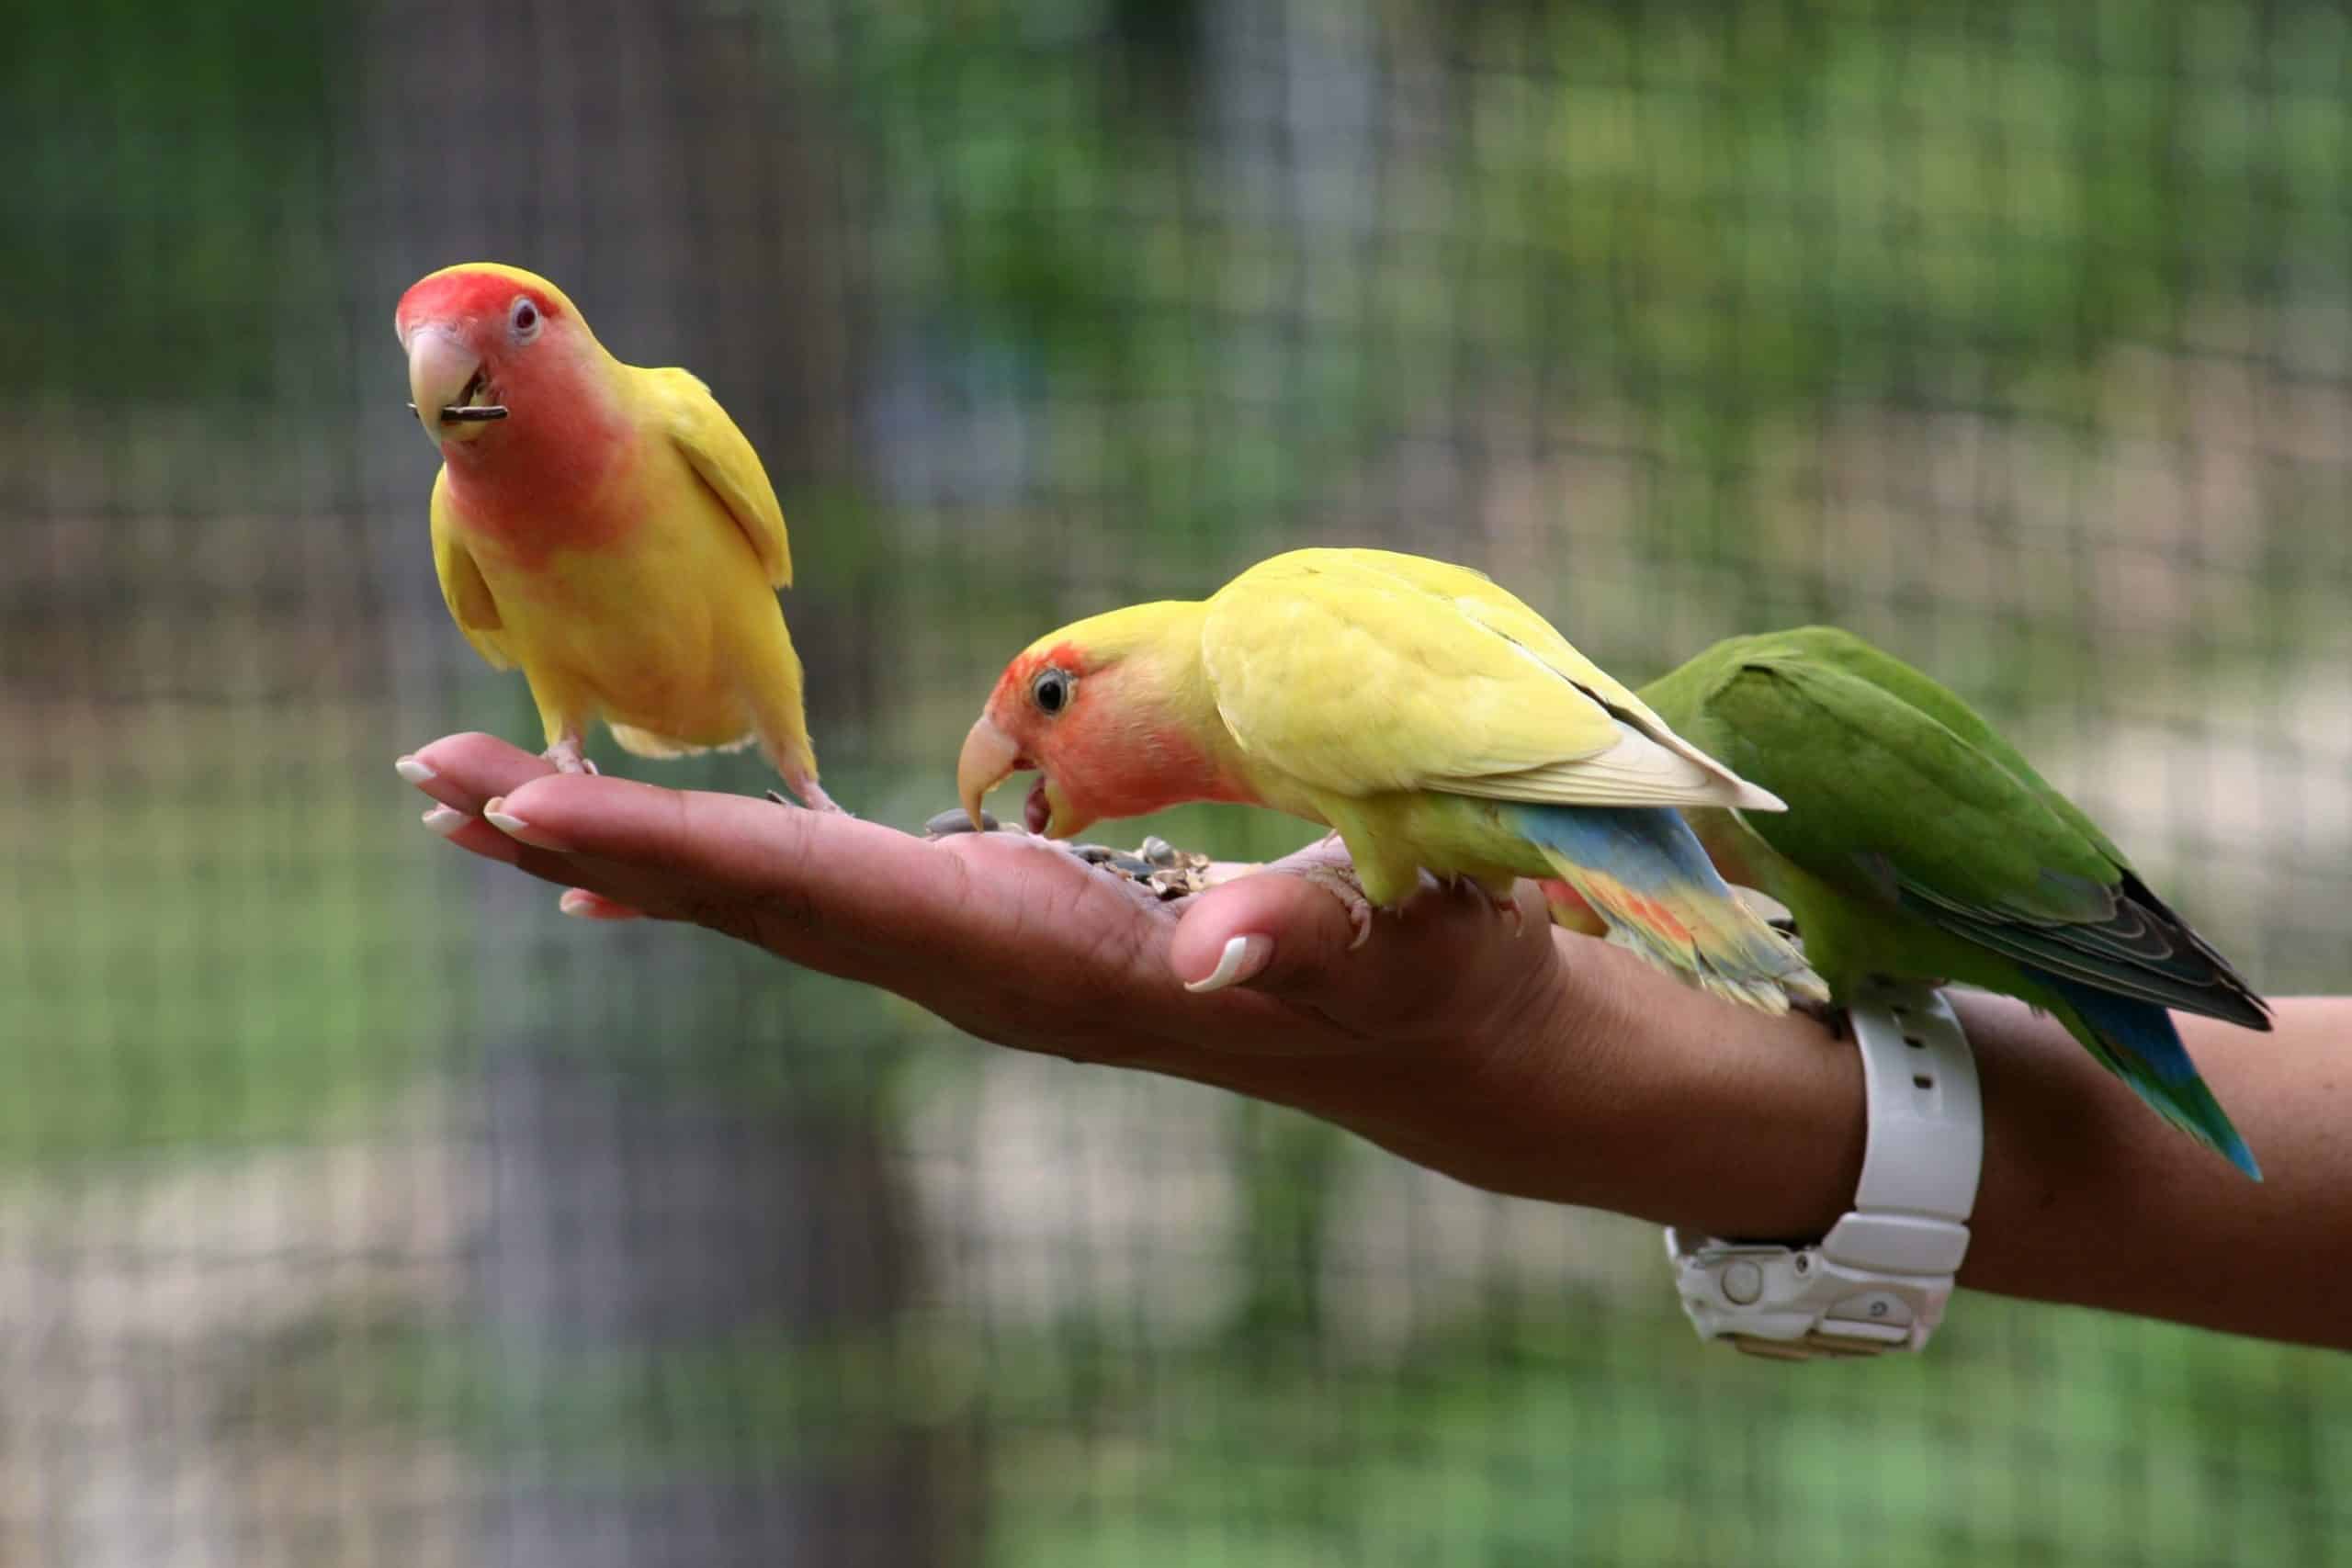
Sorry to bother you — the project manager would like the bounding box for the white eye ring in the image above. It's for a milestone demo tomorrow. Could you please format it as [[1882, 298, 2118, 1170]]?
[[509, 296, 542, 342], [1032, 667, 1074, 716]]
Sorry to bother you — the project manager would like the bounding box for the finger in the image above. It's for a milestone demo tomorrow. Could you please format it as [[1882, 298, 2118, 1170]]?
[[1171, 866, 1555, 1029], [558, 888, 645, 920], [401, 733, 556, 815], [419, 802, 521, 864], [487, 773, 1154, 975]]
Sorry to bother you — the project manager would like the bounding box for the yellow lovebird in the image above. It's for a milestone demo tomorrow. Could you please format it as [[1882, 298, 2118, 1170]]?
[[958, 547, 1825, 1012], [395, 262, 836, 809]]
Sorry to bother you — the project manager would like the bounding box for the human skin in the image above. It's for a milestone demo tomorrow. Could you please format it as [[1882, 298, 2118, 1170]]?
[[398, 733, 2350, 1350]]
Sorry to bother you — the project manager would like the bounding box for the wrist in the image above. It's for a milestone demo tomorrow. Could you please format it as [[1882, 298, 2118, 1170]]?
[[1566, 936, 1866, 1238]]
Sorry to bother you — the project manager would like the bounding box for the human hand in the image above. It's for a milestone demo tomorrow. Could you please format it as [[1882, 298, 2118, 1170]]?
[[395, 732, 1850, 1218]]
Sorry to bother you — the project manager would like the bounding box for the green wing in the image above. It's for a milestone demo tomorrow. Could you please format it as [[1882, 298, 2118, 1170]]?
[[1747, 626, 2134, 867], [1657, 628, 2267, 1027]]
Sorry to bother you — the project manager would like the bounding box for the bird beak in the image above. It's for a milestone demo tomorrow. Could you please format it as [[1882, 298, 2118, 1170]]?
[[956, 715, 1023, 830], [405, 326, 501, 442]]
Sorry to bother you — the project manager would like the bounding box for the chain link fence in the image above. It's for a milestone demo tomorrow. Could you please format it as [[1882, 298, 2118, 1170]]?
[[7, 1, 2346, 1562]]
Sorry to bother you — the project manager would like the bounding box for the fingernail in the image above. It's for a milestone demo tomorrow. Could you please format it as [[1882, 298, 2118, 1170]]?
[[421, 806, 469, 838], [482, 796, 571, 852], [558, 888, 638, 920], [1184, 934, 1273, 994], [394, 755, 436, 786]]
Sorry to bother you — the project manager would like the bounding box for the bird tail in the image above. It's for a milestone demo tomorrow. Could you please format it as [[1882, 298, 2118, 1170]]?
[[2035, 972, 2261, 1180], [1506, 805, 1828, 1015]]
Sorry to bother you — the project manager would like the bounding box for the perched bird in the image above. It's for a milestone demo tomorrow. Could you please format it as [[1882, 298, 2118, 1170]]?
[[1637, 626, 2271, 1177], [956, 547, 1826, 1012], [395, 262, 835, 809]]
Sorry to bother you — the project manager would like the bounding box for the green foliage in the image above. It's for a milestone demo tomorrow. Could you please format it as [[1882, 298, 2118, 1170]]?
[[0, 706, 448, 1165], [334, 1292, 2345, 1563], [5, 0, 338, 404], [982, 1300, 2346, 1567], [772, 0, 2352, 560]]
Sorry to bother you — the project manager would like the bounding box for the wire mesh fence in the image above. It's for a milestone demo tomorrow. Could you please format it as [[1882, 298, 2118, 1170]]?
[[7, 0, 2347, 1562]]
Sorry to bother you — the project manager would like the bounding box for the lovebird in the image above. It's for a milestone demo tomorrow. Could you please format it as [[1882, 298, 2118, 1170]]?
[[396, 262, 836, 809], [1637, 626, 2271, 1177], [956, 547, 1827, 1012]]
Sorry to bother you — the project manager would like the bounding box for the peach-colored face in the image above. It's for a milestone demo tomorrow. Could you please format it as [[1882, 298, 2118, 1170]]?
[[961, 640, 1247, 838], [393, 270, 571, 446], [967, 641, 1095, 835]]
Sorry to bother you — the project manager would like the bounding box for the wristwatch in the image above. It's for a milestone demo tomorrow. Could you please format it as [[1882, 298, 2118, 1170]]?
[[1666, 978, 1984, 1359]]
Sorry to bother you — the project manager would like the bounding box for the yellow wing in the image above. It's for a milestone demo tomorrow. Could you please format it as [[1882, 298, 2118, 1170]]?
[[639, 366, 792, 588], [428, 468, 515, 671], [1198, 548, 1777, 809]]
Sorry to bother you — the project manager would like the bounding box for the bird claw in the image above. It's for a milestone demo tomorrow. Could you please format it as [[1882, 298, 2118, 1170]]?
[[1449, 874, 1523, 934], [1291, 862, 1375, 950], [763, 776, 848, 814], [543, 738, 597, 775], [923, 807, 1001, 836]]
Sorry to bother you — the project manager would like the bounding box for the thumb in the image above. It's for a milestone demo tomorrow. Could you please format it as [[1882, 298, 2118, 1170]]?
[[1168, 841, 1555, 1028], [1169, 858, 1367, 998]]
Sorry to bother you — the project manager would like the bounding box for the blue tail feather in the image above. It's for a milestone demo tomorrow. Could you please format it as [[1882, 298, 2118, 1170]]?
[[1502, 804, 1826, 1011], [1506, 805, 1727, 893], [2035, 971, 2261, 1180]]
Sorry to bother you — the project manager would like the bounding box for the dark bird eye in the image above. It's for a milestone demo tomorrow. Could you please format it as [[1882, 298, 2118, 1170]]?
[[1033, 668, 1072, 716], [510, 298, 540, 339]]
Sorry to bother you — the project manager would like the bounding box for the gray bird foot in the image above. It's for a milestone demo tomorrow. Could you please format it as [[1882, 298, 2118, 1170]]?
[[1291, 862, 1376, 951], [1447, 874, 1524, 934], [767, 775, 848, 813], [543, 738, 598, 775]]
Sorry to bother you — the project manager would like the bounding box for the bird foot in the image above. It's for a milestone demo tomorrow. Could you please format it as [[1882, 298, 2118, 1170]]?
[[1449, 874, 1524, 935], [1291, 862, 1375, 951], [767, 776, 849, 814], [543, 738, 598, 775]]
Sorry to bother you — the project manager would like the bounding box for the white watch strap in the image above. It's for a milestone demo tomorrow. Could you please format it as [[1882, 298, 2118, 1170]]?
[[1667, 979, 1983, 1359]]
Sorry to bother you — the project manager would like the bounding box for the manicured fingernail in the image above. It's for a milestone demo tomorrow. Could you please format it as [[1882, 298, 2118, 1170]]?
[[558, 888, 639, 920], [1184, 934, 1272, 994], [394, 755, 436, 786], [481, 796, 571, 852], [420, 806, 469, 838]]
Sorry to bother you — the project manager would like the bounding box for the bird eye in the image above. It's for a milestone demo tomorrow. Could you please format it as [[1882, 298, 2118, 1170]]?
[[1032, 668, 1072, 716], [510, 297, 541, 340]]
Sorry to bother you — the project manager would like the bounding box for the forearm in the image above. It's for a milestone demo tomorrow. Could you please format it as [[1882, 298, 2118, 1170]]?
[[1947, 994, 2347, 1346], [1583, 950, 2346, 1347], [1548, 949, 2347, 1347], [1184, 939, 2346, 1348]]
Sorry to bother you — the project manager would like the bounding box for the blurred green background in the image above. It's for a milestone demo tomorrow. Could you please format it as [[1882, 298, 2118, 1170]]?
[[5, 0, 2346, 1562]]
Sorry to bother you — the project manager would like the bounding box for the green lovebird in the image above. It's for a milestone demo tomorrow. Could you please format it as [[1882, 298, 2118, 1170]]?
[[1637, 626, 2272, 1179]]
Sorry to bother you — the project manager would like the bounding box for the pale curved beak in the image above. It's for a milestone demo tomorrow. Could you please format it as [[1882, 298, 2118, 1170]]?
[[406, 326, 481, 441], [956, 715, 1023, 830]]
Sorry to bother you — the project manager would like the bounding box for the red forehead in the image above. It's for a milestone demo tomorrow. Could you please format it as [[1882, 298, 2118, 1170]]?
[[398, 270, 564, 333], [1002, 641, 1084, 690]]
